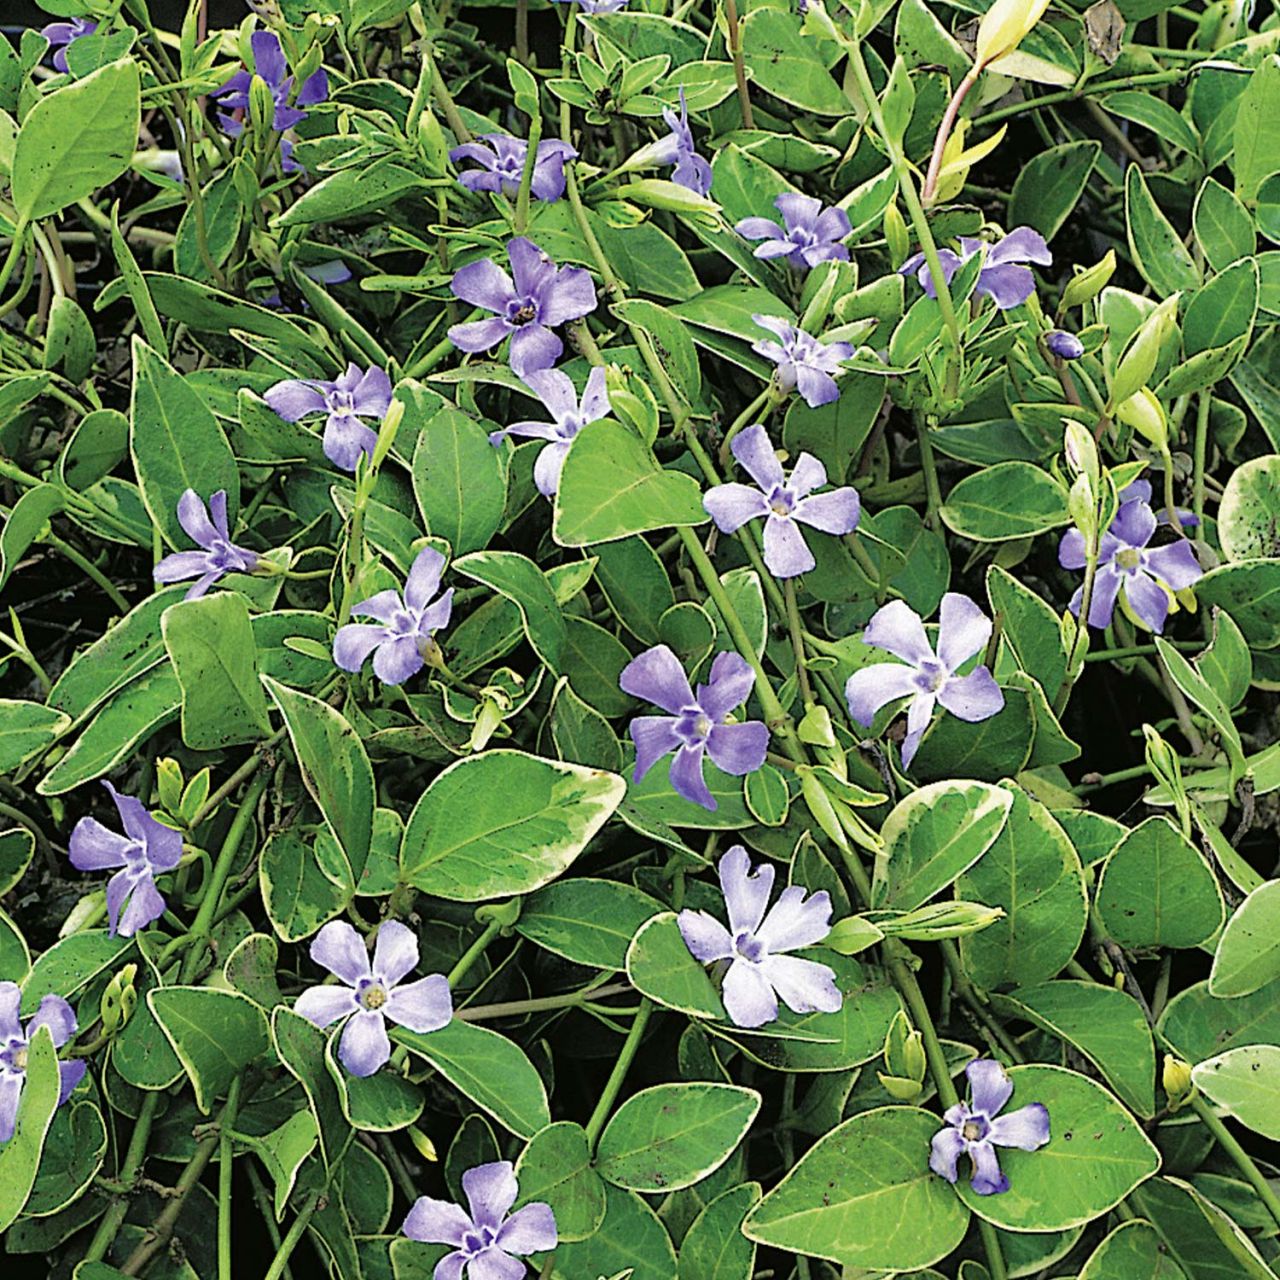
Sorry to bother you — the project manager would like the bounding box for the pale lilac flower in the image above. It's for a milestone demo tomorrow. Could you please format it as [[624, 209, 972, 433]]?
[[69, 781, 182, 938], [1059, 493, 1202, 633], [845, 594, 1004, 769], [620, 645, 769, 811], [265, 362, 393, 471], [736, 194, 851, 270], [930, 1059, 1050, 1195], [403, 1161, 557, 1280], [651, 89, 712, 196], [678, 846, 841, 1029], [0, 984, 85, 1144], [752, 315, 852, 408], [450, 134, 578, 203], [153, 490, 259, 600], [333, 547, 454, 686], [901, 226, 1051, 311], [553, 0, 629, 11], [212, 31, 328, 173], [40, 17, 97, 73], [448, 238, 597, 376], [1046, 329, 1083, 360], [489, 367, 609, 497], [295, 920, 452, 1078], [703, 424, 860, 578]]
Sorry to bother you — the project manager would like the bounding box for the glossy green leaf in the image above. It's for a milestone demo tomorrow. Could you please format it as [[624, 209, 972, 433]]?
[[677, 1182, 759, 1280], [452, 550, 565, 673], [627, 912, 727, 1019], [1192, 1045, 1280, 1139], [517, 878, 663, 971], [1209, 879, 1280, 996], [515, 1122, 607, 1242], [1130, 1176, 1274, 1279], [0, 700, 70, 775], [0, 1028, 61, 1232], [1125, 165, 1201, 296], [550, 1183, 677, 1280], [940, 463, 1070, 542]]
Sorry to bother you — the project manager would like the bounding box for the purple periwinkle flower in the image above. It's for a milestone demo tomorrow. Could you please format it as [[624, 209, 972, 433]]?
[[450, 134, 578, 203], [0, 984, 86, 1144], [1059, 492, 1202, 633], [752, 315, 853, 409], [69, 781, 182, 938], [212, 31, 328, 172], [620, 645, 769, 811], [448, 237, 597, 377], [901, 226, 1051, 311], [703, 424, 860, 579], [678, 846, 841, 1029], [153, 490, 259, 600], [736, 194, 851, 270], [295, 920, 452, 1078], [40, 17, 97, 73], [930, 1059, 1050, 1195], [845, 594, 1005, 769], [333, 547, 454, 686], [553, 0, 629, 11], [652, 89, 712, 196], [489, 367, 610, 497], [1046, 329, 1084, 360], [403, 1161, 557, 1280], [265, 362, 393, 472]]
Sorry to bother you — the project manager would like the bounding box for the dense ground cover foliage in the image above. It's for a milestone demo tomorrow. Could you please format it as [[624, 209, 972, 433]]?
[[2, 0, 1280, 1276]]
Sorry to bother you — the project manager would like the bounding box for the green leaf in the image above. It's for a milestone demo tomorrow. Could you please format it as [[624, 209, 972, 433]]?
[[550, 677, 623, 772], [678, 1182, 759, 1280], [1183, 258, 1258, 358], [515, 1122, 607, 1242], [1130, 1176, 1274, 1279], [596, 1083, 760, 1192], [408, 391, 507, 556], [0, 700, 69, 775], [613, 299, 702, 406], [740, 7, 847, 114], [394, 1018, 550, 1138], [20, 930, 132, 1013], [326, 1036, 423, 1133], [1008, 140, 1100, 243], [1192, 1045, 1280, 1139], [987, 565, 1067, 696], [1195, 559, 1280, 647], [26, 1099, 107, 1217], [1156, 637, 1246, 786], [957, 1066, 1159, 1230], [1209, 879, 1280, 997], [1219, 454, 1280, 561], [940, 463, 1070, 542], [0, 484, 63, 594], [1125, 165, 1201, 297], [0, 905, 29, 982], [262, 675, 374, 881], [1232, 56, 1280, 201], [400, 750, 624, 900], [872, 780, 1014, 910], [956, 786, 1087, 989], [260, 829, 351, 942], [592, 537, 675, 644], [0, 1028, 61, 1232], [993, 981, 1156, 1116], [1095, 817, 1225, 949], [1193, 178, 1255, 272], [162, 594, 272, 749], [452, 550, 565, 673], [0, 827, 34, 897], [627, 912, 727, 1019], [245, 1111, 318, 1220], [517, 878, 663, 971], [1078, 1219, 1188, 1280], [130, 336, 239, 550], [549, 1183, 677, 1280], [147, 987, 269, 1114], [11, 59, 139, 220], [782, 375, 884, 487], [553, 420, 708, 547], [743, 1106, 970, 1271], [59, 408, 130, 492], [271, 1007, 349, 1170]]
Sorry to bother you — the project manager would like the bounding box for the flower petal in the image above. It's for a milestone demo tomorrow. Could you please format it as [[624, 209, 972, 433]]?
[[758, 953, 842, 1015], [989, 226, 1052, 267], [703, 483, 770, 535], [755, 885, 832, 953], [936, 592, 993, 672], [463, 1160, 520, 1227], [333, 624, 387, 673], [619, 644, 695, 714], [265, 379, 328, 422], [323, 414, 378, 472], [532, 440, 571, 497], [763, 516, 815, 578], [938, 668, 1005, 723], [0, 1074, 23, 1145], [698, 649, 756, 721], [966, 1058, 1015, 1117], [579, 366, 610, 421], [385, 974, 453, 1034], [705, 721, 769, 777], [310, 920, 371, 986], [721, 958, 778, 1028], [497, 1202, 558, 1255], [508, 324, 563, 376], [0, 983, 21, 1040], [1124, 571, 1171, 633], [717, 845, 773, 936], [154, 550, 214, 584], [449, 316, 513, 355], [792, 488, 860, 535], [68, 817, 131, 871], [969, 1139, 1009, 1195], [294, 984, 360, 1028], [844, 663, 920, 728], [116, 873, 167, 937], [730, 423, 785, 492], [795, 365, 841, 408], [451, 257, 515, 312], [629, 716, 681, 783], [1145, 540, 1203, 591], [864, 599, 934, 666], [402, 1197, 473, 1247], [373, 636, 424, 686], [929, 1125, 965, 1183], [59, 1059, 87, 1105], [669, 742, 715, 810], [521, 368, 579, 423], [1111, 498, 1157, 549], [176, 490, 218, 547], [339, 1008, 391, 1077], [677, 909, 734, 963], [989, 1102, 1050, 1151], [28, 995, 76, 1049], [735, 217, 785, 243], [250, 30, 287, 87], [352, 366, 393, 417], [404, 547, 447, 614], [538, 266, 597, 327], [469, 1249, 527, 1280], [372, 920, 420, 987], [901, 691, 936, 769]]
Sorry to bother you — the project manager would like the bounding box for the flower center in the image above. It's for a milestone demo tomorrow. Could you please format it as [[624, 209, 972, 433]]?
[[962, 1116, 989, 1143], [788, 227, 819, 250], [360, 983, 388, 1011], [327, 389, 357, 416], [507, 297, 539, 326], [915, 659, 947, 694], [768, 485, 795, 518], [1115, 547, 1143, 571], [734, 930, 765, 963], [389, 609, 418, 637], [462, 1226, 497, 1255]]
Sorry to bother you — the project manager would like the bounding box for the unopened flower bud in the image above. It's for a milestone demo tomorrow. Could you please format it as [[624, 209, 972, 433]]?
[[408, 1127, 439, 1161], [417, 106, 449, 175], [1163, 1054, 1194, 1109], [825, 915, 885, 955], [1115, 386, 1168, 450], [1063, 420, 1099, 484], [1046, 329, 1084, 360], [157, 758, 184, 815], [797, 703, 837, 748], [879, 900, 1005, 941], [1060, 250, 1116, 311], [249, 73, 278, 141], [883, 203, 910, 270], [100, 963, 139, 1034]]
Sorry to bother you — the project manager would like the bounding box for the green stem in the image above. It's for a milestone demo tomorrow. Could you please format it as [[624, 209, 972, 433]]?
[[82, 1092, 164, 1264], [1192, 390, 1211, 528], [783, 578, 813, 707], [447, 917, 504, 987], [1187, 1093, 1280, 1234], [0, 218, 30, 298], [46, 532, 131, 612], [718, 386, 776, 468], [218, 1077, 241, 1280], [976, 69, 1188, 131], [915, 412, 944, 529], [246, 1163, 293, 1280], [262, 1191, 323, 1280], [584, 999, 653, 1148], [456, 982, 629, 1022], [723, 0, 754, 129]]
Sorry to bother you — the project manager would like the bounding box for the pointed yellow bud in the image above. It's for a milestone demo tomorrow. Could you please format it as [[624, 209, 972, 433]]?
[[975, 0, 1053, 68]]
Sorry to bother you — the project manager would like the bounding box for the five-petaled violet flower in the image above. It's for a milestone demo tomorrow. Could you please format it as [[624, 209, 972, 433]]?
[[752, 315, 853, 409], [403, 1161, 557, 1280], [489, 367, 609, 497], [703, 424, 860, 579], [40, 17, 96, 73], [212, 31, 328, 172], [930, 1059, 1050, 1195], [845, 594, 1004, 769], [678, 846, 842, 1029], [1046, 329, 1084, 360], [901, 226, 1051, 311], [620, 645, 769, 811], [448, 237, 597, 377], [154, 490, 259, 600], [334, 546, 454, 686], [652, 89, 712, 196], [736, 194, 851, 271], [450, 134, 578, 203], [295, 920, 452, 1078], [0, 983, 86, 1144], [1059, 491, 1202, 633], [69, 781, 182, 938], [265, 362, 393, 472]]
